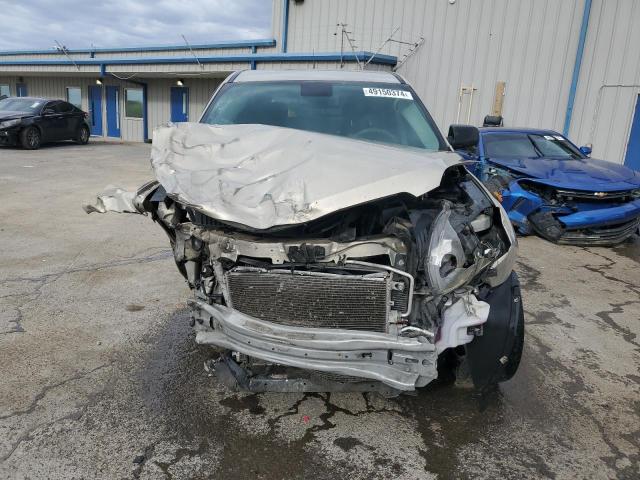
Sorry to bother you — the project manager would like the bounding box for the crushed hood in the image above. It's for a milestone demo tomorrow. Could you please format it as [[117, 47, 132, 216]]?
[[151, 123, 462, 230], [489, 156, 640, 192]]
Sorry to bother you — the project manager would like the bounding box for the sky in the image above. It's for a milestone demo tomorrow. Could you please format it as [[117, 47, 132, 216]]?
[[0, 0, 272, 50]]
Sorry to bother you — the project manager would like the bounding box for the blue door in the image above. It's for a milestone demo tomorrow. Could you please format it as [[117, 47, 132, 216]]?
[[88, 85, 103, 136], [624, 94, 640, 171], [170, 87, 189, 122], [106, 86, 120, 138], [16, 83, 27, 97]]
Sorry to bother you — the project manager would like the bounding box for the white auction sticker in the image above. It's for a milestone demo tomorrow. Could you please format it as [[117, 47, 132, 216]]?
[[363, 87, 413, 99]]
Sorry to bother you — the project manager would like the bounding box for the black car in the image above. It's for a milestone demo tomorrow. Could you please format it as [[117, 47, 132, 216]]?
[[0, 97, 90, 149]]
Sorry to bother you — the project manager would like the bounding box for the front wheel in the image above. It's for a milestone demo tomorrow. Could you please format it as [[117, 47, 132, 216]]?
[[75, 125, 90, 145], [20, 126, 41, 150]]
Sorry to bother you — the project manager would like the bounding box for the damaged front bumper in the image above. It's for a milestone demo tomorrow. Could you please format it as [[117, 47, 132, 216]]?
[[191, 300, 437, 391], [501, 181, 640, 245]]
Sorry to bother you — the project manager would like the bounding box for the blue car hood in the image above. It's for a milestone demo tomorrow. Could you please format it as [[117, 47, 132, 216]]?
[[489, 156, 640, 192]]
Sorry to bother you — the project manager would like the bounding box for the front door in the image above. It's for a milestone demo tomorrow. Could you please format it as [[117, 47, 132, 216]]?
[[88, 85, 103, 136], [106, 86, 121, 138], [170, 87, 189, 122], [624, 94, 640, 171], [39, 101, 64, 141], [16, 83, 27, 97]]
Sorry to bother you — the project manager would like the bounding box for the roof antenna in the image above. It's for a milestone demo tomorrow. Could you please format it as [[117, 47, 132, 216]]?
[[54, 40, 80, 71], [181, 34, 203, 69], [365, 26, 400, 66], [334, 23, 362, 70]]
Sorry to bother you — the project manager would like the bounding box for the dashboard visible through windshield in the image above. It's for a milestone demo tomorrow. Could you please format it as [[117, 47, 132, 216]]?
[[200, 81, 447, 151]]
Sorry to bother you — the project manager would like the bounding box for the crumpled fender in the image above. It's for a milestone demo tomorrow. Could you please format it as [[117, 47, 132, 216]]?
[[83, 180, 158, 214]]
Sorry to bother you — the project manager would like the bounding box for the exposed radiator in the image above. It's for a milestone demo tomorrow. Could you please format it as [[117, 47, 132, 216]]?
[[225, 268, 390, 332]]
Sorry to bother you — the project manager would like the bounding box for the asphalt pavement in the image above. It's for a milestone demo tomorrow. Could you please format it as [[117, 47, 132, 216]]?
[[0, 141, 638, 479]]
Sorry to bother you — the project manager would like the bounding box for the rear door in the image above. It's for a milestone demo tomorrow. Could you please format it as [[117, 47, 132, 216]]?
[[55, 101, 79, 139]]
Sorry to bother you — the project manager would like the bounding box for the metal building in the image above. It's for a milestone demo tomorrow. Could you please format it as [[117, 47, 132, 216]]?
[[274, 0, 640, 168], [1, 0, 639, 171]]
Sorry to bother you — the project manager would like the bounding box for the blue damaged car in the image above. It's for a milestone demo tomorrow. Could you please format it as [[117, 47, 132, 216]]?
[[449, 126, 640, 246]]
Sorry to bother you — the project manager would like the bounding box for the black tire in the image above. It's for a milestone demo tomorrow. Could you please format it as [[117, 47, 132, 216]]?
[[20, 126, 41, 150], [75, 125, 90, 145]]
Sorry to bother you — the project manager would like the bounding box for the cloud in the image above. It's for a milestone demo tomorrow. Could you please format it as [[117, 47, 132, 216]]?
[[0, 0, 272, 50]]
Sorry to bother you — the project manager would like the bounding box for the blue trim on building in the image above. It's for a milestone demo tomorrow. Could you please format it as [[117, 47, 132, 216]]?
[[0, 39, 276, 56], [282, 0, 290, 53], [0, 51, 397, 67], [563, 0, 593, 136]]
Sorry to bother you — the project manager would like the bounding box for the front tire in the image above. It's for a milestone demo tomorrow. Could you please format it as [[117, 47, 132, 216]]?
[[75, 125, 90, 145], [20, 127, 41, 150]]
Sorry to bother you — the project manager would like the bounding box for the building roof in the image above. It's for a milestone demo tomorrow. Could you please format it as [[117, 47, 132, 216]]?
[[233, 69, 402, 83], [0, 39, 277, 56]]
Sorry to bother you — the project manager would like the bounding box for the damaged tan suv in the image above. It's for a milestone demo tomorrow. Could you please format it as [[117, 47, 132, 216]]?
[[86, 70, 524, 396]]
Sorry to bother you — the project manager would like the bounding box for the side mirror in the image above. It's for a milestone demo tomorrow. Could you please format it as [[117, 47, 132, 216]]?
[[42, 108, 55, 116], [447, 124, 479, 150], [579, 144, 592, 157]]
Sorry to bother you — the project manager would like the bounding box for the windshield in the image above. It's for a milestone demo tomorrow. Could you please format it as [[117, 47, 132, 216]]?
[[483, 132, 583, 159], [0, 98, 43, 113], [201, 81, 446, 151]]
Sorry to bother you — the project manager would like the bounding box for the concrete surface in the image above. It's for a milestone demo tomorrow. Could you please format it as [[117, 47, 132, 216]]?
[[0, 141, 638, 480]]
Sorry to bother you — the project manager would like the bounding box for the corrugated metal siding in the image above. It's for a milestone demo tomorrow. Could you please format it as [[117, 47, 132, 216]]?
[[282, 0, 585, 136], [569, 0, 640, 164]]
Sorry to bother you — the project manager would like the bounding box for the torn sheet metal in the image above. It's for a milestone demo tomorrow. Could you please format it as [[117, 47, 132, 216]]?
[[150, 123, 462, 230], [83, 180, 158, 215]]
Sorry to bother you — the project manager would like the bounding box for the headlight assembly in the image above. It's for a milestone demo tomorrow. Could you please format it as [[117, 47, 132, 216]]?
[[426, 203, 483, 294], [0, 119, 21, 129]]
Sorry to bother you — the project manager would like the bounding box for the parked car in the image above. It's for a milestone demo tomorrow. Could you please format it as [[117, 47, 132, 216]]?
[[0, 97, 90, 149], [85, 70, 523, 395], [450, 127, 640, 245]]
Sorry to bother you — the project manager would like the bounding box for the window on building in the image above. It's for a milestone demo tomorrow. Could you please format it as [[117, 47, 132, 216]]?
[[0, 85, 9, 97], [125, 88, 143, 118], [66, 87, 82, 109]]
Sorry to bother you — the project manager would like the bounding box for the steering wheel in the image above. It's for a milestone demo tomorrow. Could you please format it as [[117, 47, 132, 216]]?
[[352, 127, 397, 144]]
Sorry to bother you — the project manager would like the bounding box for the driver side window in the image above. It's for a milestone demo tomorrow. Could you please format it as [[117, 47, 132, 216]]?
[[43, 101, 61, 113]]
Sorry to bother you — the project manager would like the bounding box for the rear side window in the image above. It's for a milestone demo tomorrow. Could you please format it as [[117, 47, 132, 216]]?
[[201, 81, 445, 151]]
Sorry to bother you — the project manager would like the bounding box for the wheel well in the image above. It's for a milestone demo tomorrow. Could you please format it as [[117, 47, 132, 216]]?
[[21, 124, 43, 136]]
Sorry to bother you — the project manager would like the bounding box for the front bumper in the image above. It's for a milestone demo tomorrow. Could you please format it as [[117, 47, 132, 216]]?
[[502, 181, 640, 244], [0, 129, 18, 145], [190, 300, 437, 391], [557, 198, 640, 229]]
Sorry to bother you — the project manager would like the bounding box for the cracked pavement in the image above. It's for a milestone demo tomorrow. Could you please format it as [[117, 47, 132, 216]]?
[[1, 142, 639, 479]]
